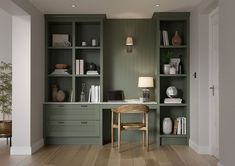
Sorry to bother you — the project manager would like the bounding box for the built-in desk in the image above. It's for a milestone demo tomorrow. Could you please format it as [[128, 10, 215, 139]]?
[[43, 102, 158, 145]]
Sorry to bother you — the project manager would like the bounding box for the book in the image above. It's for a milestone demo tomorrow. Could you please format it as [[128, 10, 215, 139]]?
[[177, 117, 181, 135], [79, 59, 84, 75], [162, 30, 169, 46], [76, 59, 80, 75], [50, 69, 69, 75], [164, 98, 182, 104], [173, 119, 178, 135], [88, 88, 92, 102], [86, 70, 99, 75], [95, 86, 99, 102]]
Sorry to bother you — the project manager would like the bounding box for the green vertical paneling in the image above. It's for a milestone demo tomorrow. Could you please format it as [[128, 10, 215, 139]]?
[[104, 19, 156, 101]]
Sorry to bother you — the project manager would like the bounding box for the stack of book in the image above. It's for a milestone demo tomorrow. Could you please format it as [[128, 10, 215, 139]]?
[[76, 59, 84, 75], [164, 98, 182, 104], [173, 117, 187, 135], [50, 69, 69, 75], [86, 70, 99, 75], [88, 85, 100, 102], [162, 30, 169, 46]]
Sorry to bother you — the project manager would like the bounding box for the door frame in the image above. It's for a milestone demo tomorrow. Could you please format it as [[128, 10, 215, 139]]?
[[208, 7, 219, 159]]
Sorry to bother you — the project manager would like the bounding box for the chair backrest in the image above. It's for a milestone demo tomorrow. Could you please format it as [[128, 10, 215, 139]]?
[[113, 104, 149, 113]]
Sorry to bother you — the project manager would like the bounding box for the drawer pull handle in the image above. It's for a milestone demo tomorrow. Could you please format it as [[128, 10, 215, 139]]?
[[81, 122, 88, 124], [58, 105, 64, 108], [81, 105, 87, 108], [58, 121, 64, 124]]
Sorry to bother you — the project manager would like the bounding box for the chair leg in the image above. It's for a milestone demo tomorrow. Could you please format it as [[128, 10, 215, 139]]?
[[146, 113, 149, 152], [111, 112, 114, 147], [142, 113, 146, 147], [10, 137, 12, 147], [118, 113, 121, 152], [6, 137, 8, 145], [143, 131, 146, 147]]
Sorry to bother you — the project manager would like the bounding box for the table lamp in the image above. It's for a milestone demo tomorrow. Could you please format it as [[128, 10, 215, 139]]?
[[138, 77, 154, 102]]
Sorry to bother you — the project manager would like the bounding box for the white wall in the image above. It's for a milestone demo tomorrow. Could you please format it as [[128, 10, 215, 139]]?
[[219, 0, 235, 165], [12, 0, 45, 152], [11, 0, 45, 154], [0, 8, 12, 63], [0, 8, 12, 121], [0, 0, 44, 154], [11, 14, 31, 154], [190, 0, 218, 154]]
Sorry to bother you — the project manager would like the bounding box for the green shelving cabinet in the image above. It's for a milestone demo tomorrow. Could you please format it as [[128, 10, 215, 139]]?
[[154, 12, 190, 145], [44, 15, 105, 144]]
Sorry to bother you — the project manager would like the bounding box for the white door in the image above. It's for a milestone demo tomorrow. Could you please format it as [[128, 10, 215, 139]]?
[[209, 7, 219, 159]]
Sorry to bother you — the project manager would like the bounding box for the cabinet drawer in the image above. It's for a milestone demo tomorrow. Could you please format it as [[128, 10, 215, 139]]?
[[45, 104, 98, 110], [45, 106, 100, 121], [46, 110, 100, 121], [46, 120, 100, 137]]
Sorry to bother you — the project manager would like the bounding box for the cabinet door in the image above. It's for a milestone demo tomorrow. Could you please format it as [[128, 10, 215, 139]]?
[[45, 104, 100, 120], [46, 120, 100, 137]]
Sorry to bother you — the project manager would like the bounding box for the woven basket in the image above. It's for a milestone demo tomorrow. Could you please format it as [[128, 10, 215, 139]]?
[[0, 121, 12, 136]]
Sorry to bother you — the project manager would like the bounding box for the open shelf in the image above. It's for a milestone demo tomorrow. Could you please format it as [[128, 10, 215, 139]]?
[[75, 75, 100, 78], [48, 47, 73, 50], [160, 45, 187, 49], [48, 74, 72, 77], [160, 103, 187, 107], [159, 74, 187, 77], [160, 134, 187, 138], [75, 46, 101, 50]]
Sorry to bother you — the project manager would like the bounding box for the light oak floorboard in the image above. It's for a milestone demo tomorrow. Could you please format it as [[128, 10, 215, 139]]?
[[0, 141, 218, 166]]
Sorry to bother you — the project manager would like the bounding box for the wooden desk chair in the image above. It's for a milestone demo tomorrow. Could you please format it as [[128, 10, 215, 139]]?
[[111, 104, 150, 152]]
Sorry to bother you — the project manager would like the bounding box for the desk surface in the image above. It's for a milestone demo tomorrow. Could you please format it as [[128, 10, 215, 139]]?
[[44, 101, 158, 109]]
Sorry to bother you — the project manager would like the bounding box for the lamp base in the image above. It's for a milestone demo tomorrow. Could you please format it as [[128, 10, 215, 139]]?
[[142, 89, 150, 102]]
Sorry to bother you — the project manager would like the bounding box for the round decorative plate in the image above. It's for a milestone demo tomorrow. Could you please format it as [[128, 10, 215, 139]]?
[[166, 86, 178, 98]]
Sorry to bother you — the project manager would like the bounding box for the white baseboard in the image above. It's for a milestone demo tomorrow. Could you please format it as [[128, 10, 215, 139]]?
[[189, 139, 210, 154], [31, 138, 44, 154], [10, 146, 32, 155], [10, 138, 44, 155], [217, 162, 223, 166]]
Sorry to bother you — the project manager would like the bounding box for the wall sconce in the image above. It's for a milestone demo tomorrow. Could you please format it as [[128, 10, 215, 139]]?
[[126, 37, 133, 53]]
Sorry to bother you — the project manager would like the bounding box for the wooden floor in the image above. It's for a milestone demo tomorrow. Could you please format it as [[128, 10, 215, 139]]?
[[0, 141, 217, 166]]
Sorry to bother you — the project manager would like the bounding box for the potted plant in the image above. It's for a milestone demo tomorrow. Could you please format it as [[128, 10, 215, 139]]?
[[162, 51, 173, 74], [0, 61, 12, 139]]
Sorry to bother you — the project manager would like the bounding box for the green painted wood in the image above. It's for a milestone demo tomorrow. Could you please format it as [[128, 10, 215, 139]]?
[[103, 19, 156, 101], [44, 13, 190, 146], [46, 120, 100, 137], [161, 137, 188, 145], [154, 12, 190, 146], [45, 137, 102, 145]]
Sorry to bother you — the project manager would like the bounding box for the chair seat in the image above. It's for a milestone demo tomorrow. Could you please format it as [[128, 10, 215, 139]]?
[[113, 122, 146, 130]]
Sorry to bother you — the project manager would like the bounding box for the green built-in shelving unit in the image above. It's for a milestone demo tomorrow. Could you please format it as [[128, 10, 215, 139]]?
[[154, 12, 190, 145]]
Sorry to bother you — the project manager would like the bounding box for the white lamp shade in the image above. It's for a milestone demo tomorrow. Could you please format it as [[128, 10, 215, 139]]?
[[126, 37, 133, 46], [138, 77, 154, 88]]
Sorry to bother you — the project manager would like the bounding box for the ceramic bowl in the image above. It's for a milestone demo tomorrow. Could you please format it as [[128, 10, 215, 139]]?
[[55, 64, 68, 69]]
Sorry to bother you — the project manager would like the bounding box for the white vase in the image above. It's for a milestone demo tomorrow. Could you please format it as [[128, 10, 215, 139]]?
[[163, 64, 171, 74], [162, 117, 172, 134]]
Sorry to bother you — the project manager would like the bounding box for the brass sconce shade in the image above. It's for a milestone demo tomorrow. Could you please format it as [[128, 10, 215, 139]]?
[[126, 37, 133, 52]]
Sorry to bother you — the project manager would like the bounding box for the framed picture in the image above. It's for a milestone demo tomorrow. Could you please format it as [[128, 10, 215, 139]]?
[[52, 34, 71, 47], [170, 58, 181, 73]]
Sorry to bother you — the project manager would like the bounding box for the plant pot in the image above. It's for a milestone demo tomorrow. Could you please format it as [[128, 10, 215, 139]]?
[[0, 120, 12, 136]]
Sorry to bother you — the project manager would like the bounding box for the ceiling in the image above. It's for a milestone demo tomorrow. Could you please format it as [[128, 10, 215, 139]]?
[[28, 0, 202, 18]]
